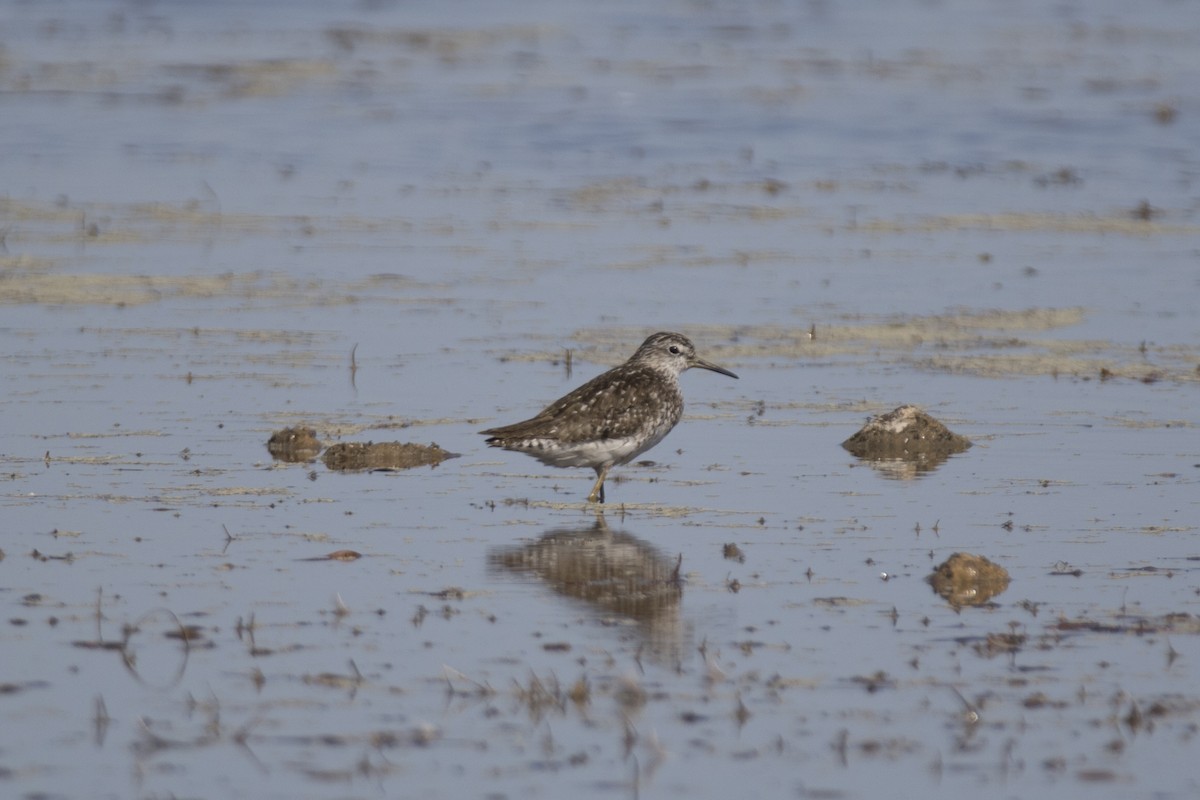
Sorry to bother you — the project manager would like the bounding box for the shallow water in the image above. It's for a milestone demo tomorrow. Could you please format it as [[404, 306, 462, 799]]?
[[2, 1, 1199, 798]]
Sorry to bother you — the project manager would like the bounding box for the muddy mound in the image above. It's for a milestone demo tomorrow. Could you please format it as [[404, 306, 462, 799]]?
[[842, 405, 972, 460], [266, 426, 322, 462], [322, 441, 455, 471], [928, 552, 1011, 608]]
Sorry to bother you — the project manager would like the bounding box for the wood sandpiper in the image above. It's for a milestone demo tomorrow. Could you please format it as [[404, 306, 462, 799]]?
[[481, 331, 738, 503]]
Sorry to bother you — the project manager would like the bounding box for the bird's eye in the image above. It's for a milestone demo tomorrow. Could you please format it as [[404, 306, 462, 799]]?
[[668, 345, 681, 355]]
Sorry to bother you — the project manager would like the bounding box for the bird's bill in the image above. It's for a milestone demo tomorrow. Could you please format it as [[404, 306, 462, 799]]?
[[691, 357, 738, 379]]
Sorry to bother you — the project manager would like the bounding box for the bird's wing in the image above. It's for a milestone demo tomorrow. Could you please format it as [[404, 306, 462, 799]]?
[[533, 365, 677, 443], [484, 366, 678, 444]]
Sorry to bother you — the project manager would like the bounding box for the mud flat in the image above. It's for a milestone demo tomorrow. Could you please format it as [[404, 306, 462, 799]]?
[[2, 1, 1199, 799]]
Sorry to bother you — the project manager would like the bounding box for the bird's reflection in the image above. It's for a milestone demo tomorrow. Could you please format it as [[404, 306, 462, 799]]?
[[487, 514, 685, 664]]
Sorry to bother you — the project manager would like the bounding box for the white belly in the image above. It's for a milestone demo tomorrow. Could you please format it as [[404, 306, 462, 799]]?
[[526, 421, 674, 470]]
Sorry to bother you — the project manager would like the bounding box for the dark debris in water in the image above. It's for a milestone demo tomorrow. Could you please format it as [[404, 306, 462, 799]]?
[[0, 680, 51, 695], [1054, 613, 1200, 635], [974, 632, 1027, 658], [297, 549, 363, 562], [163, 625, 207, 643], [849, 671, 895, 693]]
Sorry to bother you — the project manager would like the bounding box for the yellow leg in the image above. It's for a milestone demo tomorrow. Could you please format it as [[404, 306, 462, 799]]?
[[587, 465, 610, 504]]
